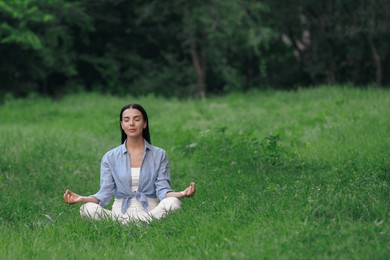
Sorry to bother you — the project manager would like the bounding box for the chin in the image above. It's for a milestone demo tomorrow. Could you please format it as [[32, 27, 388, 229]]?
[[127, 133, 142, 138]]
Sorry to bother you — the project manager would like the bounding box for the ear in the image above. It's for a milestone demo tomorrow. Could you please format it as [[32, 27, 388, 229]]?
[[144, 121, 147, 129]]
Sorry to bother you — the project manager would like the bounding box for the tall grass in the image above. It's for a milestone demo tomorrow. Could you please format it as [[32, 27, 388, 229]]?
[[0, 86, 389, 259]]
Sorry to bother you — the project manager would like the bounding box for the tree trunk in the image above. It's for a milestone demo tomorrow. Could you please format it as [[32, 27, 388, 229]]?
[[326, 44, 336, 83], [368, 18, 382, 85], [189, 33, 206, 99], [320, 1, 336, 83]]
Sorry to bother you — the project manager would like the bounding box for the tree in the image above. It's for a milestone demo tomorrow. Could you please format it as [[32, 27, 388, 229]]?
[[136, 0, 273, 98], [0, 0, 93, 96], [266, 0, 390, 86]]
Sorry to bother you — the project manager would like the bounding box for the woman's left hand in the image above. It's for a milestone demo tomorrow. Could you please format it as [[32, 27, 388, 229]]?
[[166, 182, 196, 199], [180, 182, 196, 198]]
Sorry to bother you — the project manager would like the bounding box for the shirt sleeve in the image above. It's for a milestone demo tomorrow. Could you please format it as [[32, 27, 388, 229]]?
[[155, 150, 173, 200], [91, 153, 115, 207]]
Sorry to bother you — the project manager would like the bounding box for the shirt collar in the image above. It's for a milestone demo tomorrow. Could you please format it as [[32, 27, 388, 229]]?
[[144, 139, 152, 151], [121, 139, 152, 154]]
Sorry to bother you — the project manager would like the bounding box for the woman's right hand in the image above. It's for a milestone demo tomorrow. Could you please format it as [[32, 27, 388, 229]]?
[[64, 189, 82, 204]]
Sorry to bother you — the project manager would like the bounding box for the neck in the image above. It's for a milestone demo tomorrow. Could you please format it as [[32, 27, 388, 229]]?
[[126, 137, 144, 151]]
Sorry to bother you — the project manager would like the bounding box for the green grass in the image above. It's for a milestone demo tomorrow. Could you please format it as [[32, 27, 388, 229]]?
[[0, 86, 389, 259]]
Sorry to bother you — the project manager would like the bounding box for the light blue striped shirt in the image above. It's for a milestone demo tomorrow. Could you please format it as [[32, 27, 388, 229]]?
[[92, 139, 173, 213]]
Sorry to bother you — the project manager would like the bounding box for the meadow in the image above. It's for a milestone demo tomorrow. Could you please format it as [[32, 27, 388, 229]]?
[[0, 86, 388, 259]]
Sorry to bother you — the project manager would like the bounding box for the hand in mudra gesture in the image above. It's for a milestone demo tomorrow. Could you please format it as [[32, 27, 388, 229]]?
[[180, 182, 196, 198], [63, 189, 82, 204]]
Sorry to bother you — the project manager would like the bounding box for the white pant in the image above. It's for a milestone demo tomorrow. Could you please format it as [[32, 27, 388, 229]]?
[[79, 197, 181, 224]]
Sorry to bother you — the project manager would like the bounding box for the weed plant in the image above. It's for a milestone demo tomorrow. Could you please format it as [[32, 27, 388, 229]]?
[[0, 86, 389, 259]]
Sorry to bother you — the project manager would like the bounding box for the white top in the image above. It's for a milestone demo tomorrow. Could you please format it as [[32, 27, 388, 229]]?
[[131, 167, 140, 191]]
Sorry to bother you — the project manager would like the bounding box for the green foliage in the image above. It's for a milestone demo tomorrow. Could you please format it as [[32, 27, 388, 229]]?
[[0, 87, 388, 258], [267, 0, 390, 86], [0, 0, 93, 96], [0, 0, 389, 98], [150, 0, 274, 93], [0, 1, 46, 49]]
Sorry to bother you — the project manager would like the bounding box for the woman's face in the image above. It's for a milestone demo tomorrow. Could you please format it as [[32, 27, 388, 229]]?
[[121, 108, 147, 139]]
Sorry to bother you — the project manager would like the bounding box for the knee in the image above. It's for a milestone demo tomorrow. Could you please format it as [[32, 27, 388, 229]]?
[[79, 202, 99, 219], [162, 197, 181, 211]]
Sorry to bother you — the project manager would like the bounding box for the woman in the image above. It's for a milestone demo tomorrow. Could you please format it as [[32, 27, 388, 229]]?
[[64, 103, 195, 224]]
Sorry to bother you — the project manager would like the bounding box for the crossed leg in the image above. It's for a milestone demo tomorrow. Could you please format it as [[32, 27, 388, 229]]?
[[79, 197, 181, 224]]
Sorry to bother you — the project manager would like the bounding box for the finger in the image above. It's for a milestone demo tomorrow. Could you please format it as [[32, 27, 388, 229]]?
[[190, 182, 195, 191], [66, 194, 73, 204], [189, 182, 196, 196], [65, 194, 70, 203], [64, 190, 71, 198], [184, 189, 191, 197]]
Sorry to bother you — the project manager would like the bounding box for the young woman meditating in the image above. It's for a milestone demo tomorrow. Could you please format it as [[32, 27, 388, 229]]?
[[64, 104, 195, 224]]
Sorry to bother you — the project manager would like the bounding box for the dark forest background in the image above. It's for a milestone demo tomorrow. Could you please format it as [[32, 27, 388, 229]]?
[[0, 0, 389, 99]]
